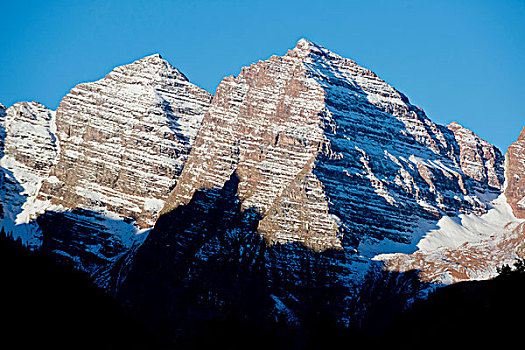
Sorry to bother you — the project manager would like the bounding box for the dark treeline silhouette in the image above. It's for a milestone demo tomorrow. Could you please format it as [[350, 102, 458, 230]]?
[[0, 227, 152, 350], [4, 169, 525, 350], [380, 262, 525, 347], [116, 172, 434, 349], [4, 220, 525, 349]]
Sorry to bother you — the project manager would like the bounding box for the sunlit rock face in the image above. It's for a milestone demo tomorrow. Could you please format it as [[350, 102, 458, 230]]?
[[37, 54, 211, 287], [0, 56, 212, 288], [39, 54, 212, 229], [163, 39, 504, 254], [506, 127, 525, 219], [119, 40, 507, 335]]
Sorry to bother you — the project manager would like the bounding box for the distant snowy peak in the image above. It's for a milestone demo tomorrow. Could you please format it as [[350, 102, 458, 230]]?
[[2, 101, 57, 171], [506, 126, 525, 218], [28, 53, 213, 285], [101, 53, 191, 90]]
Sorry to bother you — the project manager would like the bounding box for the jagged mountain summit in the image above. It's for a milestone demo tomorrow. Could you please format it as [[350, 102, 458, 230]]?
[[1, 39, 524, 342], [118, 39, 521, 338], [38, 54, 211, 229], [0, 54, 212, 287], [163, 38, 505, 253]]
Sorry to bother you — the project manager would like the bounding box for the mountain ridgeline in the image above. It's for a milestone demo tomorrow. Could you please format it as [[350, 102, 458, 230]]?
[[1, 39, 524, 346]]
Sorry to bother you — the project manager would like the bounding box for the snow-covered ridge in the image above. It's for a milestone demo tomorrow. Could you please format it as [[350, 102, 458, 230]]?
[[0, 54, 212, 285], [0, 102, 58, 247], [374, 193, 525, 283], [1, 39, 522, 294]]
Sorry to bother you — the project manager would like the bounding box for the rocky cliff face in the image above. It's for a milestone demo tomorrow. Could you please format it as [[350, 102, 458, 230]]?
[[160, 39, 504, 254], [2, 40, 522, 341], [447, 121, 504, 189], [376, 125, 524, 284], [119, 40, 509, 337], [39, 54, 212, 228], [0, 55, 212, 287], [506, 127, 525, 219], [0, 102, 59, 247]]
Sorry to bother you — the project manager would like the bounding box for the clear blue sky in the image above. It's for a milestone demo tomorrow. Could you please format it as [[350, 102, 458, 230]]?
[[1, 0, 523, 151]]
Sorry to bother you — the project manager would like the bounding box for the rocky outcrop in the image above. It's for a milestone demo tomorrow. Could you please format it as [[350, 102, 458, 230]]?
[[506, 127, 525, 218], [0, 102, 58, 247], [447, 122, 504, 190]]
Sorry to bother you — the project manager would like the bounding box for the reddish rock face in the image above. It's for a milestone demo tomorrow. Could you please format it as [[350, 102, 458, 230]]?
[[119, 40, 509, 332], [163, 39, 505, 253], [447, 122, 504, 189], [506, 127, 525, 218], [32, 54, 212, 287]]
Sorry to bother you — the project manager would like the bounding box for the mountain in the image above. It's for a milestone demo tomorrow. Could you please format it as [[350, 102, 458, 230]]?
[[0, 54, 212, 288], [1, 39, 523, 346], [117, 39, 517, 342], [161, 39, 504, 253], [38, 54, 211, 229]]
